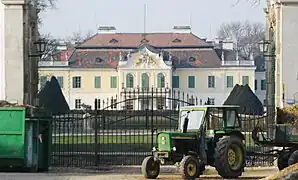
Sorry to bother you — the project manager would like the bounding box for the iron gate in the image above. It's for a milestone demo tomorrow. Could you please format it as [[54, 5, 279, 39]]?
[[50, 88, 275, 167]]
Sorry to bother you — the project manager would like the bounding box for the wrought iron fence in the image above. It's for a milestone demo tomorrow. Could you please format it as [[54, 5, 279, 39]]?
[[50, 88, 275, 168]]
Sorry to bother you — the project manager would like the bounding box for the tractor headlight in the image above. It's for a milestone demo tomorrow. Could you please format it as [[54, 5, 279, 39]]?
[[152, 147, 157, 152], [161, 136, 166, 144], [172, 147, 177, 151]]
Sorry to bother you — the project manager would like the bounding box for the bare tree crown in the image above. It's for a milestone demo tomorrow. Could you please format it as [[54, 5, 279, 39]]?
[[217, 21, 265, 60]]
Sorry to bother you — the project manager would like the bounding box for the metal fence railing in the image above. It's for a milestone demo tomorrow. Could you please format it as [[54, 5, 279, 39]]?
[[50, 89, 275, 167]]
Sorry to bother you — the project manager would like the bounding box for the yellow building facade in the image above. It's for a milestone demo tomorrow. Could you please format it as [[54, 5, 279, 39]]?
[[39, 30, 256, 110]]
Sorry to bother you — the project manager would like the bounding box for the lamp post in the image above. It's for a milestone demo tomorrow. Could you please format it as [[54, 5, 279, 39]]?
[[258, 39, 276, 135], [29, 38, 47, 58]]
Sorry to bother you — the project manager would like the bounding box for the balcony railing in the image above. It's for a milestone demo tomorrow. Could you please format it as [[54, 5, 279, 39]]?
[[38, 61, 69, 67], [221, 60, 254, 66]]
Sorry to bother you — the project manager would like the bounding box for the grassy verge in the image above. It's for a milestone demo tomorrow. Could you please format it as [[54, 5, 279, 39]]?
[[53, 134, 156, 144], [53, 132, 257, 147]]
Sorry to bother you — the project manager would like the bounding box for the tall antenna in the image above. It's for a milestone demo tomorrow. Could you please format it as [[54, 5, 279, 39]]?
[[189, 13, 192, 29], [209, 24, 212, 39], [143, 4, 147, 39]]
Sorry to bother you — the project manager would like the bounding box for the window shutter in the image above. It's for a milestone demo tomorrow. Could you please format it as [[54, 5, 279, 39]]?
[[188, 76, 195, 88]]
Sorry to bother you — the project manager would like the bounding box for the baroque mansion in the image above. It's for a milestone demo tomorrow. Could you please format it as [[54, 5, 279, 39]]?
[[38, 26, 259, 110]]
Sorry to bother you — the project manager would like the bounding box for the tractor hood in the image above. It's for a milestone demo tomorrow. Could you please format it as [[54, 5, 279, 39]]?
[[157, 132, 198, 152]]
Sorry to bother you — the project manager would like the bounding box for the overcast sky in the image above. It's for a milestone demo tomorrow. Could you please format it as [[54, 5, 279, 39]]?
[[39, 0, 266, 40]]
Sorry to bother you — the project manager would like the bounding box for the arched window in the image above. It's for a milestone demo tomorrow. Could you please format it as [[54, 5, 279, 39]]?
[[157, 73, 165, 88], [141, 73, 149, 88], [126, 73, 134, 88]]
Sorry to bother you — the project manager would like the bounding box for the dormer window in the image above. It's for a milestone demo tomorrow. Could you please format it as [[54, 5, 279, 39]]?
[[95, 57, 103, 63], [109, 39, 119, 43], [172, 38, 181, 43], [188, 56, 196, 62], [141, 38, 149, 43]]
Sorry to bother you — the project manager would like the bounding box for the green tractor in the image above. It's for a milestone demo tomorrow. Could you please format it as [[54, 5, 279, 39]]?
[[141, 105, 246, 179]]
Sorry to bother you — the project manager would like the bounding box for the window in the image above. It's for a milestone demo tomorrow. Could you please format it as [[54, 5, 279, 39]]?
[[94, 76, 101, 88], [208, 76, 215, 88], [226, 110, 239, 127], [209, 98, 215, 105], [188, 76, 195, 88], [172, 38, 181, 43], [109, 38, 119, 43], [72, 76, 81, 88], [242, 76, 249, 85], [95, 57, 103, 63], [172, 100, 180, 109], [110, 76, 117, 88], [156, 97, 166, 110], [188, 98, 195, 105], [126, 73, 134, 88], [227, 76, 233, 88], [39, 76, 47, 89], [141, 98, 150, 110], [110, 99, 117, 109], [172, 76, 179, 88], [141, 73, 149, 88], [57, 76, 64, 88], [125, 96, 134, 110], [75, 99, 81, 109], [95, 99, 101, 109], [157, 73, 165, 88], [188, 57, 195, 62], [261, 79, 266, 90], [255, 79, 258, 90], [179, 110, 205, 131]]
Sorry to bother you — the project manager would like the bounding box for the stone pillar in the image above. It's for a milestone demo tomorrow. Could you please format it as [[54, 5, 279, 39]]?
[[1, 0, 25, 103], [0, 2, 5, 100]]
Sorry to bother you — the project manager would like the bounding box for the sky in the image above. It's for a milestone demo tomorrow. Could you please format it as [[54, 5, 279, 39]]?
[[39, 0, 266, 40]]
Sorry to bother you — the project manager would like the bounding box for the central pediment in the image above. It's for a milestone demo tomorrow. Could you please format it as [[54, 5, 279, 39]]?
[[118, 45, 171, 69]]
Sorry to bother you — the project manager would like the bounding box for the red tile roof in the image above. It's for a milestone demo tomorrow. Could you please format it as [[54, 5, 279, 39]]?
[[79, 33, 211, 47]]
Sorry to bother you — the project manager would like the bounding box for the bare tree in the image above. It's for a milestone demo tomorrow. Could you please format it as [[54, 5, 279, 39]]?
[[33, 0, 57, 24], [217, 20, 265, 59], [65, 30, 94, 43], [40, 33, 60, 60], [231, 0, 261, 7]]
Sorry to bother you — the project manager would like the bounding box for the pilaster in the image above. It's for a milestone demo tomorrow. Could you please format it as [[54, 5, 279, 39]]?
[[0, 2, 5, 100], [1, 0, 25, 103]]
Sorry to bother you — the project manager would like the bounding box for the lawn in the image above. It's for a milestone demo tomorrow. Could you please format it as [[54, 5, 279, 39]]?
[[53, 132, 258, 147], [53, 134, 156, 144]]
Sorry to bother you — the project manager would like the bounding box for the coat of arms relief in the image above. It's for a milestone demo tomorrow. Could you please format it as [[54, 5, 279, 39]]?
[[135, 52, 157, 68]]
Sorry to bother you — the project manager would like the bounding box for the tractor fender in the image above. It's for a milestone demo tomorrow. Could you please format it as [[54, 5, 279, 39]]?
[[187, 151, 198, 157], [228, 131, 246, 142], [215, 131, 245, 142]]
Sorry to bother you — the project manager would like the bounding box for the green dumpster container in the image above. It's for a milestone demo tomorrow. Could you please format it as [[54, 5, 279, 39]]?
[[0, 107, 52, 172], [25, 117, 52, 172]]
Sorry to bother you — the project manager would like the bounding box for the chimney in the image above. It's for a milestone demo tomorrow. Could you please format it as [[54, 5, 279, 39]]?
[[173, 26, 191, 33], [201, 37, 207, 42], [222, 40, 234, 50], [97, 26, 116, 34]]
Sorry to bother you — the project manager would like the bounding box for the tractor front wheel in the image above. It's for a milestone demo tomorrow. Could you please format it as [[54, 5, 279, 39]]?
[[278, 152, 291, 170], [141, 156, 160, 179], [179, 155, 203, 179], [288, 150, 298, 166], [214, 136, 246, 179]]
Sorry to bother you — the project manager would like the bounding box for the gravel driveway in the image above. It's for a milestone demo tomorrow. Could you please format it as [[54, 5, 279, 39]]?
[[0, 166, 278, 180]]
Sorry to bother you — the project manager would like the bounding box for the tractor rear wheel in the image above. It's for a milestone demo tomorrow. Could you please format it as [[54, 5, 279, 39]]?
[[141, 156, 160, 179], [278, 152, 291, 170], [288, 150, 298, 166], [214, 136, 246, 178], [179, 155, 203, 180]]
